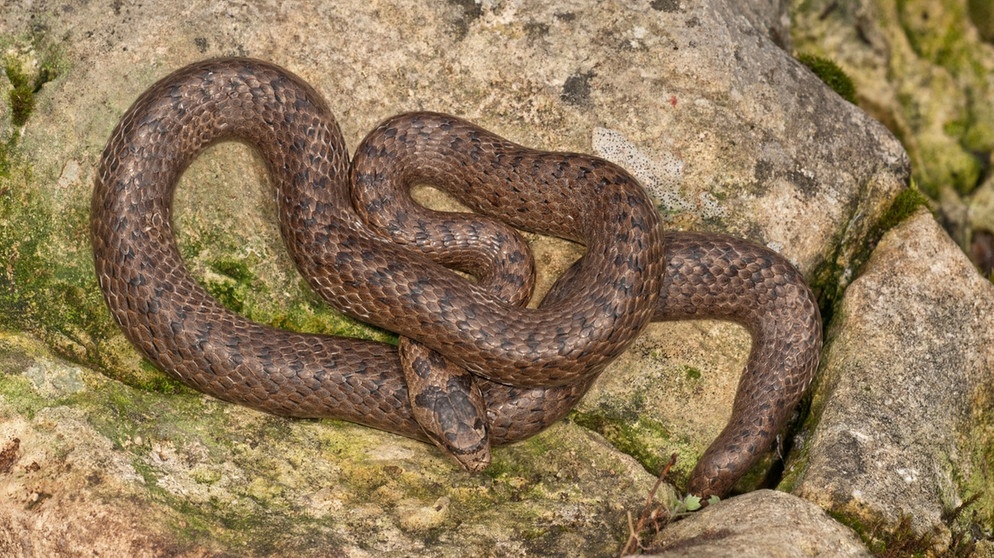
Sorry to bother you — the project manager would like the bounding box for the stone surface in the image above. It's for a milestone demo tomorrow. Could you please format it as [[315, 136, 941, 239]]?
[[791, 3, 994, 548], [646, 490, 871, 558], [0, 331, 659, 557], [792, 0, 994, 267], [791, 210, 994, 551], [0, 0, 921, 555]]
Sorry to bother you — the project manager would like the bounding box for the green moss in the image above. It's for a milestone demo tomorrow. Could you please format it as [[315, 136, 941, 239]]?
[[840, 511, 939, 557], [5, 62, 35, 127], [920, 141, 982, 197], [481, 455, 515, 479], [210, 257, 254, 283], [570, 404, 680, 478], [797, 53, 857, 104], [958, 386, 994, 532], [897, 0, 976, 74], [808, 232, 852, 322], [810, 181, 930, 319], [962, 100, 994, 154], [127, 431, 348, 553], [199, 256, 396, 344], [891, 0, 991, 195], [876, 182, 931, 234], [826, 505, 985, 557], [132, 360, 187, 394], [0, 175, 57, 331], [2, 41, 63, 128], [0, 44, 94, 358], [0, 370, 49, 417], [0, 135, 13, 178], [204, 279, 244, 313], [0, 175, 121, 367], [682, 365, 702, 380]]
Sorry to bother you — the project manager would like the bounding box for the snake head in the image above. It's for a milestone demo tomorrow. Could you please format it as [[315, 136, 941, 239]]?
[[412, 383, 493, 472], [413, 384, 492, 472], [401, 339, 494, 472]]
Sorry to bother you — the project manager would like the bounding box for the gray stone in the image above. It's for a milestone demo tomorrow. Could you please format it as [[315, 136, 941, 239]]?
[[646, 490, 870, 558], [791, 210, 994, 550]]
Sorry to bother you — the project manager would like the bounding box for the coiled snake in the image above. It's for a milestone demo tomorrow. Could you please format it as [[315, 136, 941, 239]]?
[[91, 58, 822, 498]]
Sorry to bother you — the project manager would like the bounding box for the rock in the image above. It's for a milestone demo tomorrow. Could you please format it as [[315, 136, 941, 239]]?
[[792, 0, 994, 265], [644, 490, 870, 558], [0, 0, 912, 555], [969, 178, 994, 276], [792, 3, 994, 545], [0, 331, 660, 557], [789, 210, 994, 553]]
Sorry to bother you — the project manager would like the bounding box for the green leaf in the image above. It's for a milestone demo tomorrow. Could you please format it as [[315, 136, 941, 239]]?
[[683, 494, 702, 511]]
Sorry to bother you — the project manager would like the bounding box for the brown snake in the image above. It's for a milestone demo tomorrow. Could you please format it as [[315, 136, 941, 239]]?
[[91, 58, 822, 498]]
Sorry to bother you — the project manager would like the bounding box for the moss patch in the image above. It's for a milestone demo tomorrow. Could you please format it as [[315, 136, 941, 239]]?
[[809, 180, 929, 321], [5, 59, 39, 126], [797, 53, 857, 104], [828, 508, 984, 558], [682, 365, 702, 381], [829, 511, 935, 557], [570, 403, 686, 481], [0, 366, 49, 418], [896, 0, 992, 195], [85, 395, 354, 552], [0, 159, 134, 375], [875, 182, 931, 234], [958, 383, 994, 535], [0, 38, 100, 362], [192, 250, 396, 344], [0, 34, 64, 177]]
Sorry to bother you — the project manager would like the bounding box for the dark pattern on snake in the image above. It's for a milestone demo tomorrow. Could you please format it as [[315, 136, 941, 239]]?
[[91, 58, 822, 498]]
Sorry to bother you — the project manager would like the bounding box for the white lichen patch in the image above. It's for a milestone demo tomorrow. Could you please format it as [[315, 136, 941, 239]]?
[[591, 127, 692, 214]]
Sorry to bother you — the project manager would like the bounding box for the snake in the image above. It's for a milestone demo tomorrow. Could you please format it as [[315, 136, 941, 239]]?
[[90, 58, 822, 498]]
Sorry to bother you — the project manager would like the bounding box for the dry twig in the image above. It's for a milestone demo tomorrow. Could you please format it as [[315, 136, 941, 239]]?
[[620, 453, 678, 556]]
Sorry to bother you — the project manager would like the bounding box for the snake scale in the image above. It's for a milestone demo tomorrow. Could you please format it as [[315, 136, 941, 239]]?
[[91, 58, 822, 498]]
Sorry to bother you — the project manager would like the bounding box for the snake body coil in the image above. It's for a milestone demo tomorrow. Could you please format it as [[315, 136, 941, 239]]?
[[91, 58, 822, 498]]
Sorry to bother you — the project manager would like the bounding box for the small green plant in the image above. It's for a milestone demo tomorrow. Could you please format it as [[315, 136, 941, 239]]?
[[619, 454, 721, 556], [677, 493, 721, 513], [570, 405, 677, 476]]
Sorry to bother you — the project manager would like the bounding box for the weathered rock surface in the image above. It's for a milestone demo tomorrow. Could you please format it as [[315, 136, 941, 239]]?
[[792, 0, 994, 272], [791, 210, 994, 552], [0, 331, 662, 557], [791, 2, 994, 552], [647, 490, 871, 558]]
